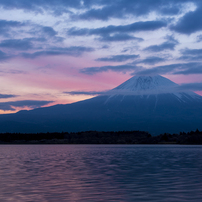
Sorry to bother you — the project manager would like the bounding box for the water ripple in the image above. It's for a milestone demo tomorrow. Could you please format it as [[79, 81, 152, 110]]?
[[0, 145, 202, 201]]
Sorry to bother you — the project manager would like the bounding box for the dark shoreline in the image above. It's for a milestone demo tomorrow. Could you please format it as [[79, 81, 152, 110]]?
[[0, 129, 202, 144]]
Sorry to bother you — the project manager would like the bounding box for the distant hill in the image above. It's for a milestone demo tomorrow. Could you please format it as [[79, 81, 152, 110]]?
[[1, 75, 202, 135]]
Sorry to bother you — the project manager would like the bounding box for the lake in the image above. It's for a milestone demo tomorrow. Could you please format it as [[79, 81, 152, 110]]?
[[0, 145, 201, 201]]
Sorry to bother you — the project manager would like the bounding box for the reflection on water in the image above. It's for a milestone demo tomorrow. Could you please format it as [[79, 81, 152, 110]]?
[[0, 145, 202, 201]]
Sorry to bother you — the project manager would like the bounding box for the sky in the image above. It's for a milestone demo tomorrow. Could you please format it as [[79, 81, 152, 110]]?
[[1, 0, 202, 114]]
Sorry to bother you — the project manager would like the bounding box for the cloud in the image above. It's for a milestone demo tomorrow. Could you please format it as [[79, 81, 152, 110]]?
[[144, 41, 177, 52], [0, 50, 11, 61], [144, 36, 178, 52], [42, 26, 58, 37], [75, 0, 184, 20], [0, 100, 53, 111], [80, 64, 140, 75], [0, 39, 33, 50], [81, 57, 167, 75], [0, 0, 188, 18], [37, 64, 55, 70], [181, 48, 202, 55], [64, 91, 106, 95], [0, 68, 27, 75], [28, 25, 60, 41], [0, 94, 17, 99], [179, 48, 202, 61], [101, 45, 110, 49], [96, 54, 139, 62], [179, 55, 202, 61], [2, 69, 26, 75], [170, 6, 202, 34], [138, 56, 166, 65], [160, 5, 181, 15], [22, 46, 94, 58], [178, 83, 202, 91], [98, 34, 143, 42], [136, 62, 202, 75], [96, 55, 166, 67], [75, 7, 117, 21], [0, 20, 22, 36], [0, 0, 83, 14], [68, 20, 167, 36], [174, 63, 202, 75], [196, 34, 202, 42], [136, 64, 179, 75]]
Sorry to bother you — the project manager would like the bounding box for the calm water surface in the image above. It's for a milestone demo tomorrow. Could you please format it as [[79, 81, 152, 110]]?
[[0, 145, 202, 201]]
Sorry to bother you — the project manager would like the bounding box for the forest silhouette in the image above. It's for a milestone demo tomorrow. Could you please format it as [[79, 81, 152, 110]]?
[[0, 130, 202, 144]]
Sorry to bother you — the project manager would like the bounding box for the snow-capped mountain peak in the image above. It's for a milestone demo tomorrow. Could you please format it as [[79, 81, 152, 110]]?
[[114, 75, 177, 92], [105, 75, 200, 101]]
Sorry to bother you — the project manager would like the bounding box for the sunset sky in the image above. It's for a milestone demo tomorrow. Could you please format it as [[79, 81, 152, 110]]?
[[1, 0, 202, 113]]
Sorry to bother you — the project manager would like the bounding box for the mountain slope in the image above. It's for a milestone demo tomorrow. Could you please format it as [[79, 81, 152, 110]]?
[[1, 75, 202, 134]]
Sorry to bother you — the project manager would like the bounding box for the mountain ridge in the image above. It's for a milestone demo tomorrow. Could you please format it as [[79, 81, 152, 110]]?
[[0, 75, 202, 135]]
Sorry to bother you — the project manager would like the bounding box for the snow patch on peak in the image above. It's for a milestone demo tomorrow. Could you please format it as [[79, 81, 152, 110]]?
[[113, 75, 178, 95], [115, 75, 177, 90], [103, 75, 201, 99], [103, 75, 202, 104]]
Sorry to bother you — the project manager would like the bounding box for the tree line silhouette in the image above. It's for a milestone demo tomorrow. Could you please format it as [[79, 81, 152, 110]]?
[[0, 129, 202, 144]]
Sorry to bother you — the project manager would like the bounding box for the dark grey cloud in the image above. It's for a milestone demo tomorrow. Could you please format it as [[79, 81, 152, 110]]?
[[179, 55, 202, 61], [144, 36, 178, 52], [68, 20, 167, 36], [136, 62, 202, 75], [136, 63, 180, 75], [22, 46, 94, 58], [0, 100, 53, 111], [0, 0, 199, 21], [76, 7, 116, 21], [179, 83, 202, 91], [75, 0, 186, 20], [98, 34, 143, 42], [181, 48, 202, 55], [0, 37, 52, 59], [0, 20, 23, 36], [0, 50, 10, 61], [0, 94, 17, 99], [160, 5, 181, 15], [52, 36, 65, 43], [196, 35, 202, 42], [139, 56, 166, 65], [28, 37, 47, 42], [0, 0, 83, 14], [144, 41, 176, 52], [0, 20, 22, 28], [174, 63, 202, 75], [0, 0, 184, 17], [101, 45, 110, 49], [42, 26, 58, 37], [0, 69, 26, 75], [28, 25, 59, 41], [64, 91, 106, 95], [0, 39, 33, 50], [170, 6, 202, 34], [96, 54, 139, 62], [179, 48, 202, 61], [80, 64, 139, 75]]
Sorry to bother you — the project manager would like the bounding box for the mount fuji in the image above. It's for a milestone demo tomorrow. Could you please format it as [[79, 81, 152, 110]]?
[[1, 75, 202, 134]]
